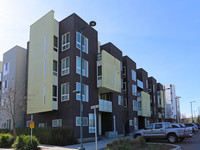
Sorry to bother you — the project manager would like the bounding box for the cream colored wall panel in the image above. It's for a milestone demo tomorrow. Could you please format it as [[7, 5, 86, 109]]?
[[27, 11, 55, 114]]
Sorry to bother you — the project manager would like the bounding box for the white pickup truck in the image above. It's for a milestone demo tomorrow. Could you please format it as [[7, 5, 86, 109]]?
[[133, 122, 189, 143]]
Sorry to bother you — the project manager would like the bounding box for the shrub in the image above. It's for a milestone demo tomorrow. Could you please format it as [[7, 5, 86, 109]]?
[[0, 133, 14, 148], [15, 126, 75, 146], [0, 129, 10, 134], [106, 137, 147, 150], [12, 135, 40, 150]]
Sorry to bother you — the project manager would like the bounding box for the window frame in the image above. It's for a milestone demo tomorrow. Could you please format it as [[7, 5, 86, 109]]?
[[61, 83, 69, 102], [61, 32, 70, 51], [61, 57, 70, 76]]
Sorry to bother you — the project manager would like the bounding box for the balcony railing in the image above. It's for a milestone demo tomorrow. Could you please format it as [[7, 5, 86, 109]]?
[[99, 99, 112, 112]]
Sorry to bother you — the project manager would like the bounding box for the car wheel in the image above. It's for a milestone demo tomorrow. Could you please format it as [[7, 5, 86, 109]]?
[[135, 134, 141, 139], [168, 134, 177, 144], [179, 138, 184, 142]]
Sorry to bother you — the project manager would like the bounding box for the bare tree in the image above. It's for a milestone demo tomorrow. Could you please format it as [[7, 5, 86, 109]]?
[[0, 82, 27, 139]]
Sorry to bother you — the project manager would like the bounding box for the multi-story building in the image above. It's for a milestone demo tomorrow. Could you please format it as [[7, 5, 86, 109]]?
[[136, 68, 151, 129], [157, 83, 165, 122], [26, 11, 124, 139], [0, 46, 27, 129], [148, 77, 158, 123], [164, 84, 179, 122], [122, 56, 138, 134]]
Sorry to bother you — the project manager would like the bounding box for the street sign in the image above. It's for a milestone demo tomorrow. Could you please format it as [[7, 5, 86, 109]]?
[[91, 105, 99, 109], [30, 122, 34, 128]]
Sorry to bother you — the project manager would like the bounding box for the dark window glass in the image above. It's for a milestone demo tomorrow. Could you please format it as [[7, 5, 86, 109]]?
[[54, 36, 58, 48]]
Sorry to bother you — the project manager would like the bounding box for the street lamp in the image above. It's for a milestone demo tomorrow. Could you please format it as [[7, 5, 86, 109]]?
[[190, 101, 196, 123], [78, 21, 96, 150]]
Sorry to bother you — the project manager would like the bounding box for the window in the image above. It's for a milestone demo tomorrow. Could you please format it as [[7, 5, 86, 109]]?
[[132, 85, 137, 96], [52, 119, 62, 127], [76, 117, 88, 126], [123, 66, 126, 76], [133, 100, 138, 111], [146, 80, 148, 89], [54, 36, 58, 48], [61, 83, 69, 101], [76, 32, 88, 53], [137, 79, 143, 89], [155, 124, 162, 129], [97, 66, 102, 80], [145, 124, 153, 130], [132, 70, 136, 81], [123, 82, 126, 91], [62, 33, 70, 51], [61, 57, 70, 76], [39, 123, 47, 128], [3, 63, 9, 76], [100, 93, 111, 101], [53, 85, 57, 101], [89, 114, 95, 133], [76, 56, 88, 77], [53, 60, 57, 76], [129, 120, 134, 126], [26, 121, 31, 127], [3, 80, 8, 89], [76, 82, 89, 102], [118, 95, 122, 105], [138, 101, 141, 111], [134, 117, 138, 130]]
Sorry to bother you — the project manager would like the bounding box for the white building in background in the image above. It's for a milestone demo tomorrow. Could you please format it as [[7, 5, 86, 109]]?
[[164, 84, 180, 122], [0, 46, 27, 129]]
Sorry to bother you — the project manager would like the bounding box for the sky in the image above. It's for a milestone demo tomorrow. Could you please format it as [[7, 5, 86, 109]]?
[[0, 0, 200, 118]]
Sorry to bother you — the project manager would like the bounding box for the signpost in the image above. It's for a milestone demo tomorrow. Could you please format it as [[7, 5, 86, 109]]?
[[30, 115, 34, 144], [91, 105, 99, 150]]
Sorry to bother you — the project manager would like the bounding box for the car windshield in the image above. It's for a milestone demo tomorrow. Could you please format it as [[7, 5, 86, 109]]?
[[179, 124, 185, 127]]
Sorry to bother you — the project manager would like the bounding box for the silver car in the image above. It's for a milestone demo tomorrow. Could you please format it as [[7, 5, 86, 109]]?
[[171, 123, 193, 138]]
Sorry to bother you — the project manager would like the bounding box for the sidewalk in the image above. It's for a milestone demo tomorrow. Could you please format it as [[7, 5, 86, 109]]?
[[40, 138, 114, 150]]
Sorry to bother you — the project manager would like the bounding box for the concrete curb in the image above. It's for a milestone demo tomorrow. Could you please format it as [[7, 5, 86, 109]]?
[[147, 142, 181, 150]]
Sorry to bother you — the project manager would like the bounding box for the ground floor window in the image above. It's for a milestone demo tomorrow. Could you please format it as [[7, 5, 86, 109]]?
[[134, 117, 138, 130], [26, 120, 31, 127], [52, 119, 62, 127], [76, 117, 88, 126], [38, 123, 47, 127], [89, 114, 95, 133]]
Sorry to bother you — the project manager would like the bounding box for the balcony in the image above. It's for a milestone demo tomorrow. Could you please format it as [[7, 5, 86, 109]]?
[[99, 99, 112, 112]]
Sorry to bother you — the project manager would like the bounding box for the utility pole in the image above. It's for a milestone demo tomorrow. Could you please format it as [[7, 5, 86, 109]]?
[[190, 101, 196, 123]]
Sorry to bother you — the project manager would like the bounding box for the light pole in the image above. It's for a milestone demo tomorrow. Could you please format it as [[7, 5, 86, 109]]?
[[190, 101, 196, 123], [78, 21, 96, 150]]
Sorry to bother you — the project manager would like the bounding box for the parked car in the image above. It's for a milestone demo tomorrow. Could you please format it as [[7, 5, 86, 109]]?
[[171, 123, 193, 139], [184, 123, 198, 133], [133, 122, 189, 144], [195, 123, 200, 129]]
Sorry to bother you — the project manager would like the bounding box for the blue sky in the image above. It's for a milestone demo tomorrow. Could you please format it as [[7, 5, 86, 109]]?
[[0, 0, 200, 117]]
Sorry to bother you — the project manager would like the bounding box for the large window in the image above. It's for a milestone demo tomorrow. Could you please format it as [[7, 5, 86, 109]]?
[[61, 83, 69, 101], [118, 95, 122, 105], [61, 57, 70, 76], [97, 66, 102, 80], [54, 36, 58, 48], [3, 63, 9, 76], [76, 32, 88, 53], [53, 60, 57, 76], [89, 114, 95, 133], [76, 56, 88, 77], [62, 33, 70, 51], [76, 117, 88, 126], [52, 119, 62, 127], [76, 82, 89, 102], [132, 70, 136, 81], [132, 85, 137, 96], [53, 85, 57, 101], [133, 100, 138, 111]]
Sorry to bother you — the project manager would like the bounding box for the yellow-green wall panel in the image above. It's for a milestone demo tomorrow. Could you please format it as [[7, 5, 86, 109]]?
[[27, 11, 54, 114], [101, 50, 121, 93], [141, 91, 151, 117]]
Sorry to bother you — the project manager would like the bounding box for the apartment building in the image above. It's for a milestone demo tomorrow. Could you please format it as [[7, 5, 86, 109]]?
[[148, 77, 158, 123], [26, 11, 124, 139], [157, 83, 165, 122], [136, 68, 151, 129], [122, 56, 138, 134], [164, 84, 179, 122], [0, 46, 27, 129]]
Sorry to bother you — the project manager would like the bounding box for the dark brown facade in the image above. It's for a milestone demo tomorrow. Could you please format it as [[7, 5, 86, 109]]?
[[148, 77, 158, 123], [122, 56, 137, 134]]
